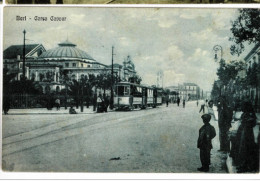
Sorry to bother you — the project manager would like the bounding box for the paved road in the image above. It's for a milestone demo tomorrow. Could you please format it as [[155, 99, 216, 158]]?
[[2, 101, 227, 172]]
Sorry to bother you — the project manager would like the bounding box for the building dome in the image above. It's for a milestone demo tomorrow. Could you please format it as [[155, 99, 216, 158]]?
[[39, 40, 95, 61]]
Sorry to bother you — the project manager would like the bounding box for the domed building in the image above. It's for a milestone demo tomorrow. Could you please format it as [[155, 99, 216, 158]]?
[[4, 40, 138, 94], [31, 40, 107, 93], [4, 40, 107, 93]]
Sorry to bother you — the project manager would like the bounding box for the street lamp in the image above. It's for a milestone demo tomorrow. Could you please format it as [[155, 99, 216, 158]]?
[[213, 45, 224, 97], [213, 45, 223, 62]]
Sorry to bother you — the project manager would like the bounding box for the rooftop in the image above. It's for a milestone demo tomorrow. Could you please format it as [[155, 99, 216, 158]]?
[[4, 44, 41, 59]]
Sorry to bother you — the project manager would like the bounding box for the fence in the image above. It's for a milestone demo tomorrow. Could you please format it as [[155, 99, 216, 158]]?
[[6, 94, 95, 109]]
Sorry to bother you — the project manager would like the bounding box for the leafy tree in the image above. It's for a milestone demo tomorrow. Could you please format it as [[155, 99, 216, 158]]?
[[217, 59, 245, 86], [3, 68, 16, 95], [128, 74, 142, 84], [211, 80, 221, 103], [229, 9, 260, 56], [3, 68, 43, 95]]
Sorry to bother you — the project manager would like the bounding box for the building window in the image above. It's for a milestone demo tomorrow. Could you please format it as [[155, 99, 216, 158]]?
[[65, 63, 69, 67], [19, 62, 23, 69], [73, 63, 76, 67], [81, 64, 83, 67]]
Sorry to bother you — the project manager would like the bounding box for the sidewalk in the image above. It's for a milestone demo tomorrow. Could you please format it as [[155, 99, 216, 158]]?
[[210, 106, 260, 173], [204, 106, 228, 173], [4, 106, 113, 115]]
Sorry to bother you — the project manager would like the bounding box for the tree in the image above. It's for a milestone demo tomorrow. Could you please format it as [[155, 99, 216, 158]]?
[[211, 80, 221, 103], [217, 59, 245, 86], [229, 9, 260, 56], [128, 74, 142, 84], [3, 68, 16, 95]]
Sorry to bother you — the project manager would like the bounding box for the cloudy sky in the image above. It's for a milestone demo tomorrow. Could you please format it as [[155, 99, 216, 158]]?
[[4, 7, 251, 91]]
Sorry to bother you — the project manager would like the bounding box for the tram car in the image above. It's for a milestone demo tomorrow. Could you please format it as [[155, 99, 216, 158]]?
[[113, 82, 163, 110]]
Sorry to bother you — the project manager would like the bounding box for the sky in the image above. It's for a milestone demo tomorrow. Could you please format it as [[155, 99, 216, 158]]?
[[3, 7, 252, 92]]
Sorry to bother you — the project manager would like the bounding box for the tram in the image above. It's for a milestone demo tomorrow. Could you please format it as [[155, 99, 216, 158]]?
[[113, 82, 163, 110]]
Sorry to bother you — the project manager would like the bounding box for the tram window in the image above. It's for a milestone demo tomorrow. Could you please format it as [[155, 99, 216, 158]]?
[[130, 85, 142, 97], [116, 86, 130, 96], [117, 86, 124, 96], [125, 86, 130, 95]]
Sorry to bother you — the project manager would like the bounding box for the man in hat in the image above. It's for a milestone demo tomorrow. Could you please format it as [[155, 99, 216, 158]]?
[[197, 114, 216, 172]]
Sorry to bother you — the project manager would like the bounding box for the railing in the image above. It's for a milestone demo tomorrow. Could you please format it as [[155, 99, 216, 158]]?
[[6, 94, 94, 109]]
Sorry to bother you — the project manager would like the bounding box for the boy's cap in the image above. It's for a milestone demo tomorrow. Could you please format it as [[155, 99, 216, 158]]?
[[201, 114, 211, 122]]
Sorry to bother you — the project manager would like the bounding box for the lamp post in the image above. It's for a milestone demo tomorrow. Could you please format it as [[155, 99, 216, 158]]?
[[22, 30, 26, 79], [213, 45, 223, 98], [80, 78, 84, 112], [213, 45, 223, 62], [110, 46, 115, 109]]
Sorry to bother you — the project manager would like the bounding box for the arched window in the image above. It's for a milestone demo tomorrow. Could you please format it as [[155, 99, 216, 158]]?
[[56, 86, 60, 93], [31, 73, 36, 81], [71, 74, 76, 80], [45, 85, 51, 94], [81, 74, 85, 80]]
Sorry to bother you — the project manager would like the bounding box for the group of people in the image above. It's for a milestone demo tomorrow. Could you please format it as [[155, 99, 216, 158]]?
[[220, 97, 259, 173], [196, 97, 259, 173], [68, 93, 110, 114], [96, 93, 110, 113], [176, 97, 186, 108], [166, 97, 186, 108]]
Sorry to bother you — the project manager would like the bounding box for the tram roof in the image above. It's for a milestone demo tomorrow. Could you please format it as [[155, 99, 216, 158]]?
[[115, 81, 154, 89]]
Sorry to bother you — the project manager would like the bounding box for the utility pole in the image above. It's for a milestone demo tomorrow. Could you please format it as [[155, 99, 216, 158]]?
[[22, 29, 26, 79], [110, 46, 115, 109]]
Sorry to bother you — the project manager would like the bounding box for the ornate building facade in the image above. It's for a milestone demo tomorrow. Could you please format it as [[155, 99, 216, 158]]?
[[4, 40, 137, 94]]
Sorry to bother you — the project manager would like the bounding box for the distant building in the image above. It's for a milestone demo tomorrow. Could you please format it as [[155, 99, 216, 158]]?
[[165, 85, 179, 92], [178, 83, 200, 100], [3, 44, 46, 80], [4, 41, 137, 94], [165, 83, 200, 101], [107, 55, 136, 82]]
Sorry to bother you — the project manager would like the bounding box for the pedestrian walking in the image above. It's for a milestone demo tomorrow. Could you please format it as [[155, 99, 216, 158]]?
[[183, 99, 185, 108], [177, 97, 180, 107], [3, 97, 10, 115], [208, 100, 213, 108], [86, 96, 90, 108], [55, 98, 60, 110], [166, 96, 169, 107], [93, 93, 97, 111], [197, 114, 216, 172], [236, 101, 258, 173], [199, 100, 205, 113], [197, 100, 199, 107], [104, 94, 109, 112], [97, 93, 103, 113]]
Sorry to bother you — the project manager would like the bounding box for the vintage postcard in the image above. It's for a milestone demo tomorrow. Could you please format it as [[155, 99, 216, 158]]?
[[2, 7, 260, 173], [6, 0, 260, 4]]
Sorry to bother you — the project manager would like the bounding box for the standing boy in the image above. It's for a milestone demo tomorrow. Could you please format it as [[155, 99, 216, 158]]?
[[197, 114, 216, 172]]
